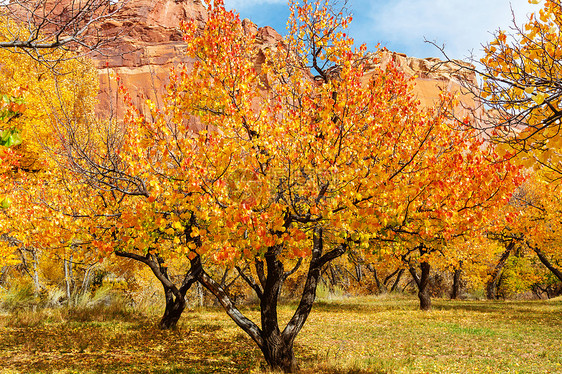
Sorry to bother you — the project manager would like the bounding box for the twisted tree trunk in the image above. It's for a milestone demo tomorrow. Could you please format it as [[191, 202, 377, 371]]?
[[198, 227, 347, 373], [115, 251, 202, 329]]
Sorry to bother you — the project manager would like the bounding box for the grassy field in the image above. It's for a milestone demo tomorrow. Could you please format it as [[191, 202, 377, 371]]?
[[1, 295, 561, 373]]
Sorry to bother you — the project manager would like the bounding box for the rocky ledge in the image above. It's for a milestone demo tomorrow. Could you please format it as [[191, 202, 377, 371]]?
[[86, 0, 477, 118]]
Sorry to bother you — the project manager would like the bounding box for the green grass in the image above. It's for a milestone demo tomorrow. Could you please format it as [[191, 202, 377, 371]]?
[[1, 295, 561, 373], [295, 296, 562, 373]]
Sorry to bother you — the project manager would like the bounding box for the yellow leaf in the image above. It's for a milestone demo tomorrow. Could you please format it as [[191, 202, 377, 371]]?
[[532, 92, 546, 105], [190, 227, 200, 238]]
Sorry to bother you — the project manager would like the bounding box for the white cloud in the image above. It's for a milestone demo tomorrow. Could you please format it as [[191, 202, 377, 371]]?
[[362, 0, 540, 59], [220, 0, 544, 59]]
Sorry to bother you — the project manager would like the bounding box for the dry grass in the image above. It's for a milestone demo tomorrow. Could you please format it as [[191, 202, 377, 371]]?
[[0, 295, 561, 373]]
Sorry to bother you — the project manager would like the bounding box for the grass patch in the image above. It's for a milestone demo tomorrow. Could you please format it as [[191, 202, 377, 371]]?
[[0, 296, 560, 373]]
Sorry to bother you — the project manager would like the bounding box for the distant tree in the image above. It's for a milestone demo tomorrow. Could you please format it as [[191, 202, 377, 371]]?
[[482, 171, 562, 300], [0, 30, 99, 293], [429, 0, 562, 300], [505, 178, 562, 285], [372, 128, 521, 310]]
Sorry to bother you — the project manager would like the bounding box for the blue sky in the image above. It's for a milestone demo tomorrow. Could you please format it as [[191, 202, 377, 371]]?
[[223, 0, 540, 60]]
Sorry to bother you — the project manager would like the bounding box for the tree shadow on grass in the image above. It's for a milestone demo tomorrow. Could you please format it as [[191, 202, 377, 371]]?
[[1, 314, 263, 374]]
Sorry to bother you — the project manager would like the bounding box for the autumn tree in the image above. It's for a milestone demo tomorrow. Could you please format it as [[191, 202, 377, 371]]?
[[21, 0, 521, 371], [497, 177, 562, 292], [0, 22, 99, 295], [461, 0, 562, 295], [0, 89, 25, 273], [422, 0, 562, 303], [172, 0, 518, 367], [0, 89, 24, 201], [0, 1, 120, 300], [444, 0, 561, 183], [368, 116, 522, 310]]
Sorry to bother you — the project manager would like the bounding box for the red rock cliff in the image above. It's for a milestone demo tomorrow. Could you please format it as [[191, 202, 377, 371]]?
[[83, 0, 476, 118], [92, 0, 284, 117]]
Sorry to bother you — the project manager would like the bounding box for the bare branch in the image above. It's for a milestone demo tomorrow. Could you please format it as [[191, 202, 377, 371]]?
[[1, 0, 129, 65]]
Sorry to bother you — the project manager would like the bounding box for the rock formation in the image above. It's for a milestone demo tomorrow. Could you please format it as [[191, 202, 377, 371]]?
[[92, 0, 285, 117], [365, 51, 480, 119], [6, 0, 479, 117], [90, 0, 478, 119], [92, 0, 205, 115]]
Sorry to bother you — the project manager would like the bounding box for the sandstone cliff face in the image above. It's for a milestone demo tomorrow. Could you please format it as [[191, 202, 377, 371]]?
[[92, 0, 476, 118], [93, 0, 284, 116], [363, 51, 478, 115], [93, 0, 205, 115]]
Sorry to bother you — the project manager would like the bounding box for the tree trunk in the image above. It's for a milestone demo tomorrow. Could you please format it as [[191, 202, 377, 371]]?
[[78, 263, 96, 298], [31, 250, 41, 296], [199, 227, 347, 373], [383, 268, 400, 292], [64, 257, 74, 305], [451, 267, 462, 299], [196, 281, 204, 307], [390, 268, 404, 293], [409, 261, 431, 311], [418, 287, 432, 311], [114, 251, 202, 330], [487, 240, 515, 299], [160, 285, 186, 329], [355, 263, 362, 283], [531, 245, 562, 283], [259, 246, 287, 366], [367, 265, 384, 293], [261, 335, 296, 373]]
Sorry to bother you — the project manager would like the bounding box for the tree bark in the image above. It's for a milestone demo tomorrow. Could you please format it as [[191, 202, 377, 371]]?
[[367, 265, 383, 293], [261, 336, 296, 373], [199, 227, 347, 373], [487, 240, 515, 299], [390, 268, 404, 293], [64, 256, 74, 305], [355, 263, 362, 283], [531, 245, 562, 283], [196, 281, 204, 307], [31, 249, 41, 296], [159, 284, 186, 329], [78, 263, 97, 298], [259, 246, 289, 370], [409, 261, 432, 311], [451, 266, 462, 299], [115, 251, 201, 329]]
